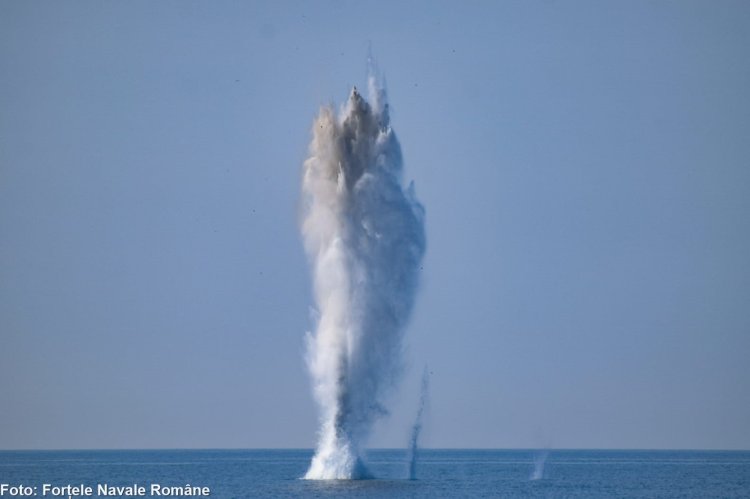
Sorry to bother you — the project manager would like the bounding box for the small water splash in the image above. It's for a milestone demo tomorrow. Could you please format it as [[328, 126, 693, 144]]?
[[530, 450, 549, 480], [407, 368, 430, 480]]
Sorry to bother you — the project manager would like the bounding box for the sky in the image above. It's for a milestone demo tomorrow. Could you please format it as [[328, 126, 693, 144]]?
[[1, 0, 748, 450]]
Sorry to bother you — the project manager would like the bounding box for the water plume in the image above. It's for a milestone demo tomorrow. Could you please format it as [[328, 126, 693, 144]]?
[[300, 70, 425, 480], [407, 367, 430, 480]]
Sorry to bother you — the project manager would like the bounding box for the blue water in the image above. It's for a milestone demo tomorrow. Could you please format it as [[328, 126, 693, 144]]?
[[1, 449, 749, 498]]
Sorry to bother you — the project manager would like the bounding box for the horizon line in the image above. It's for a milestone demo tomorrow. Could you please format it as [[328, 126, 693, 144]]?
[[1, 447, 748, 452]]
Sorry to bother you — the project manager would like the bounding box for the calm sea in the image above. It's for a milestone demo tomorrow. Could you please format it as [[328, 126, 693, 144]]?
[[1, 449, 749, 498]]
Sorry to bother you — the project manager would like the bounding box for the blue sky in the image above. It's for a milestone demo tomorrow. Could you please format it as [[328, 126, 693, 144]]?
[[1, 0, 748, 450]]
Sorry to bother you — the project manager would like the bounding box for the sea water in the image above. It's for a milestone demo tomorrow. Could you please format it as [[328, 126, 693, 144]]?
[[1, 449, 748, 498]]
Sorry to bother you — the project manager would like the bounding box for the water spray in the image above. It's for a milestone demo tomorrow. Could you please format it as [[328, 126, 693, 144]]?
[[407, 367, 430, 480], [530, 450, 549, 480]]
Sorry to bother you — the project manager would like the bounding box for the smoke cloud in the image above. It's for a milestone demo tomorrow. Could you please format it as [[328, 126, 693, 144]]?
[[300, 71, 425, 479]]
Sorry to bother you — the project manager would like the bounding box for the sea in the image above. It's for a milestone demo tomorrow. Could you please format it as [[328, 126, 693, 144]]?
[[1, 449, 749, 498]]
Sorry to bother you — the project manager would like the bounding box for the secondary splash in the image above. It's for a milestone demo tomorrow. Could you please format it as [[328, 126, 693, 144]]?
[[300, 68, 426, 480], [407, 368, 430, 480], [530, 450, 549, 480]]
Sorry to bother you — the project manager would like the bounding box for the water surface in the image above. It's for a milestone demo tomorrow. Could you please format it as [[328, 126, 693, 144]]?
[[1, 449, 748, 498]]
